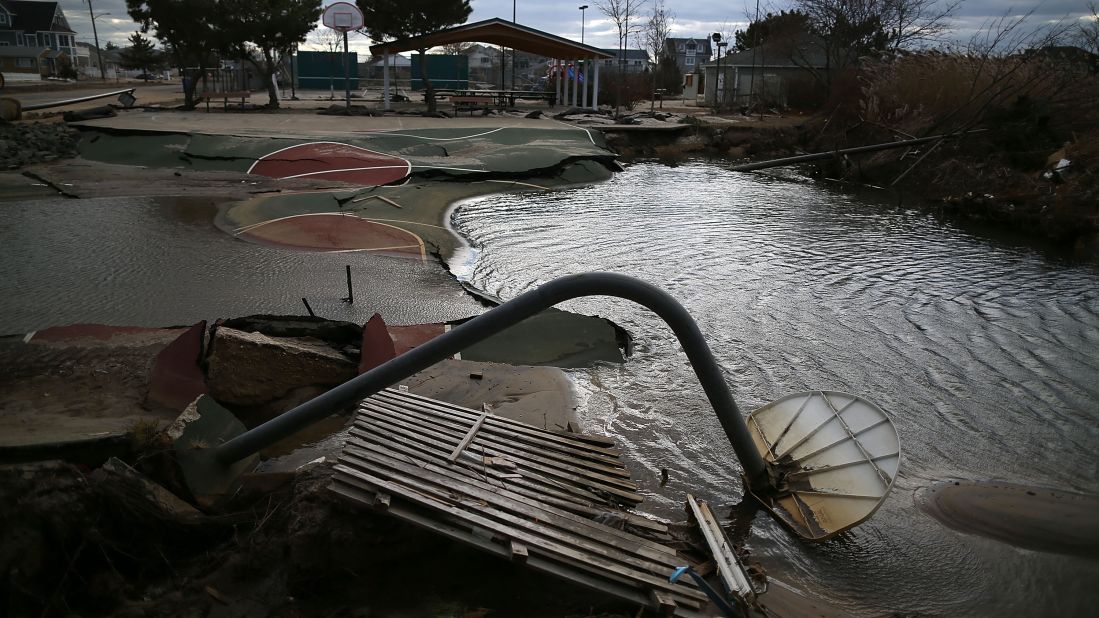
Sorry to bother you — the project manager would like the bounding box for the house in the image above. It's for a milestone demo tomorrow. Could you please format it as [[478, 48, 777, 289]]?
[[597, 48, 650, 74], [0, 1, 77, 56], [699, 35, 829, 108], [665, 37, 712, 73], [361, 52, 411, 81], [74, 41, 122, 78], [0, 44, 46, 80]]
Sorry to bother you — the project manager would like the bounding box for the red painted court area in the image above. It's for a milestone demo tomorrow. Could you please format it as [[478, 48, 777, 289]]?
[[248, 142, 411, 186], [240, 214, 424, 257]]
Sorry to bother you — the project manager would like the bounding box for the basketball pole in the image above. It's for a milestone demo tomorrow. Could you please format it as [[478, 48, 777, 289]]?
[[343, 30, 351, 111]]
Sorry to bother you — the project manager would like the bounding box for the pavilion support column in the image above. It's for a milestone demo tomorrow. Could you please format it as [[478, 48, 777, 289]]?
[[593, 62, 601, 111], [556, 59, 563, 108], [572, 59, 580, 107], [583, 60, 590, 109], [383, 52, 391, 111]]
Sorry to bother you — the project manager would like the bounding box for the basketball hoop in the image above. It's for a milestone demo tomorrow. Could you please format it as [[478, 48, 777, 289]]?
[[322, 2, 364, 32], [321, 2, 365, 111]]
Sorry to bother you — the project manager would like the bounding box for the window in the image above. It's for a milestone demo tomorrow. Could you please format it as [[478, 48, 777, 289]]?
[[685, 56, 695, 66], [678, 43, 684, 52], [17, 57, 34, 68], [0, 13, 8, 25]]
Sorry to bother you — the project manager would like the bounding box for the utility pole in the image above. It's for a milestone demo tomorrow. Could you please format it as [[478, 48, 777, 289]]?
[[86, 0, 106, 81]]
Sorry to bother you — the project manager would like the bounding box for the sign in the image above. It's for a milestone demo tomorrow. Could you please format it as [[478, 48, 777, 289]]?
[[322, 2, 364, 32]]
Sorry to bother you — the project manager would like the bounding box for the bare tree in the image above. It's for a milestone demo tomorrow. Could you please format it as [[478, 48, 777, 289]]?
[[643, 0, 673, 63], [597, 0, 648, 113], [596, 0, 648, 64], [440, 42, 474, 55], [885, 0, 961, 51], [303, 26, 344, 99], [1076, 1, 1099, 53]]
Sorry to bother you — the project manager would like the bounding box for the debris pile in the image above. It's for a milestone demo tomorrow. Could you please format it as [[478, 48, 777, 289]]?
[[0, 121, 79, 169]]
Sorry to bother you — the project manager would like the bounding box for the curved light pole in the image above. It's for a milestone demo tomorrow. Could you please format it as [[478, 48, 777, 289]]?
[[213, 272, 772, 494]]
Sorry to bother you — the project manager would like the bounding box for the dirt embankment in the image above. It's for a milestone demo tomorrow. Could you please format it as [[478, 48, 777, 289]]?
[[1, 461, 631, 617]]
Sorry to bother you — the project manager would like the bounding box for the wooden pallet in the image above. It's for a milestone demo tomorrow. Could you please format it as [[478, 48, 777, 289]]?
[[331, 388, 712, 616]]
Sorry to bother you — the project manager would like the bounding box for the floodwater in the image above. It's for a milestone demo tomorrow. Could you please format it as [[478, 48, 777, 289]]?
[[449, 162, 1099, 616], [0, 197, 485, 334]]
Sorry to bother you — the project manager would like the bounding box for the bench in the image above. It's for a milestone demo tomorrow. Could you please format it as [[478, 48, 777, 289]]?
[[202, 90, 252, 112], [450, 95, 494, 116]]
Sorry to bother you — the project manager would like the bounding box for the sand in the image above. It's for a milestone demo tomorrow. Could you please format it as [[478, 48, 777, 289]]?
[[919, 479, 1099, 558]]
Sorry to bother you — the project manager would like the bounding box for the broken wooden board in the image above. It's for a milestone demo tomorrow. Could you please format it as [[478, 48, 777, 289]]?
[[331, 388, 710, 616]]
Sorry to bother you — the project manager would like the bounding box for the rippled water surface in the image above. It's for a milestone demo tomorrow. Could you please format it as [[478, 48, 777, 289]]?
[[450, 162, 1099, 616], [0, 197, 485, 333]]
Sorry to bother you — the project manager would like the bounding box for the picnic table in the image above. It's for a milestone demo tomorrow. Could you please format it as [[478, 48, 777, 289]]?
[[432, 88, 557, 109], [201, 90, 252, 112]]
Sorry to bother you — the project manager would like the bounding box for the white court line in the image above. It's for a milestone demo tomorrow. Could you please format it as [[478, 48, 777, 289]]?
[[551, 119, 598, 145], [482, 179, 552, 191], [352, 127, 505, 141], [277, 164, 487, 180], [234, 212, 428, 262], [247, 140, 412, 176]]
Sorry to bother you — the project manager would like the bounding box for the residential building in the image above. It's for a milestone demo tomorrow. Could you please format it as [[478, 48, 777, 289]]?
[[361, 53, 411, 81], [597, 48, 650, 74], [0, 1, 77, 58], [0, 44, 46, 80], [700, 35, 829, 108], [665, 37, 712, 73]]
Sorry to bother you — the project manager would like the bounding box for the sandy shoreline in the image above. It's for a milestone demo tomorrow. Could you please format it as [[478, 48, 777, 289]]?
[[918, 480, 1099, 558]]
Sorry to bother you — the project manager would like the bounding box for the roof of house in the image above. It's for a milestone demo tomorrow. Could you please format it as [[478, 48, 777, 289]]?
[[0, 45, 45, 58], [598, 49, 650, 62], [666, 37, 713, 55], [366, 54, 412, 67], [1, 1, 75, 34], [716, 35, 829, 68], [370, 18, 612, 60]]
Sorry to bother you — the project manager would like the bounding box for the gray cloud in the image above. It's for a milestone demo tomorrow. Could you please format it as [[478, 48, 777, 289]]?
[[57, 0, 1091, 56]]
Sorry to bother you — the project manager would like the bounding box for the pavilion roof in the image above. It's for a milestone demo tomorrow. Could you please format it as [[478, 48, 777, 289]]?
[[369, 18, 612, 60]]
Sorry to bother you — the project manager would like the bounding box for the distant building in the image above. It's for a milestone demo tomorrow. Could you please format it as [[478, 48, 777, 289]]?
[[701, 35, 829, 108], [361, 53, 411, 81], [665, 37, 713, 73], [597, 48, 650, 74]]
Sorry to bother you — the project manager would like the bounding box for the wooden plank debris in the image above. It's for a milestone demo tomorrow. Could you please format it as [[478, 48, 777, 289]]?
[[687, 494, 755, 605], [331, 388, 710, 616], [448, 410, 489, 463]]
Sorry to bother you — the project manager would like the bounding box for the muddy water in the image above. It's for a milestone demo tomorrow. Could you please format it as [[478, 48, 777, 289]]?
[[449, 162, 1099, 616], [0, 197, 485, 334]]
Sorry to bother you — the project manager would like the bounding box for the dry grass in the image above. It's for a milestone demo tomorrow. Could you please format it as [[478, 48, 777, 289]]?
[[855, 51, 1099, 140]]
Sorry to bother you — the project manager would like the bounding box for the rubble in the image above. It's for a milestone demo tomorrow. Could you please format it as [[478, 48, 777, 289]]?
[[205, 326, 357, 407]]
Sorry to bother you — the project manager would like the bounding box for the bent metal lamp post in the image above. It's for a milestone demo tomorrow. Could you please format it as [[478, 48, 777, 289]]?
[[189, 272, 898, 540]]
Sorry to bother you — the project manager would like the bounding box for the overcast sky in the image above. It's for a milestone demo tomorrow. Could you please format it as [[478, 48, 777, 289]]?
[[61, 0, 1093, 55]]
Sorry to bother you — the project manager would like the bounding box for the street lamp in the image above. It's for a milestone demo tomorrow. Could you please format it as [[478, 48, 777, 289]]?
[[579, 5, 588, 44], [85, 0, 108, 81]]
